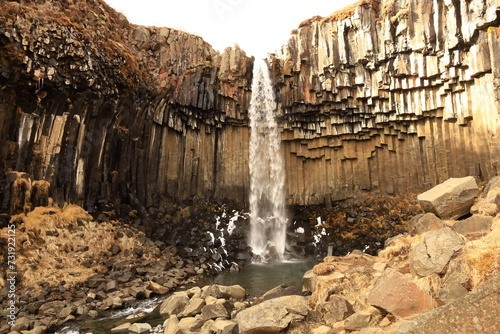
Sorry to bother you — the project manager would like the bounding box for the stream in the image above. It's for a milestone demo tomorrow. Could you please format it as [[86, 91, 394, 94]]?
[[55, 258, 317, 333]]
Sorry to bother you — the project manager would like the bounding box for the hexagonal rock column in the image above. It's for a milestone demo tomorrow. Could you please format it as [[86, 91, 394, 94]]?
[[417, 176, 480, 219]]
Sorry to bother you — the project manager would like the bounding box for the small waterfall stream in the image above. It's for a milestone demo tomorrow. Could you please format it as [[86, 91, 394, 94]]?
[[248, 59, 287, 262]]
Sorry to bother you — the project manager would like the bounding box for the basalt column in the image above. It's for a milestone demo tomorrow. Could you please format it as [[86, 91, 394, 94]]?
[[270, 0, 500, 205]]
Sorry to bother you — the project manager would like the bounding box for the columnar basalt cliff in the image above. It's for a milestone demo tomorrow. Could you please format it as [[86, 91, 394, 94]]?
[[0, 0, 252, 213], [2, 0, 500, 211], [270, 0, 500, 205]]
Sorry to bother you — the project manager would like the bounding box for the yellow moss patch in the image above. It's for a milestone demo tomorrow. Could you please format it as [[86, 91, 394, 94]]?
[[320, 0, 381, 24], [464, 222, 500, 288], [0, 205, 154, 292]]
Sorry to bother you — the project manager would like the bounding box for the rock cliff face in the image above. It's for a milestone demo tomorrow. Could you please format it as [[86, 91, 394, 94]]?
[[0, 0, 252, 213], [270, 0, 500, 205], [2, 0, 500, 211]]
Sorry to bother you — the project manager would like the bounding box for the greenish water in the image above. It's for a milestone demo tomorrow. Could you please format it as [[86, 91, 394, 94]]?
[[55, 259, 317, 333], [200, 258, 318, 297]]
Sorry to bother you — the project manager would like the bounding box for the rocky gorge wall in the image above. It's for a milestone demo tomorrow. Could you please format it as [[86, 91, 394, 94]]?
[[270, 0, 500, 205], [0, 0, 253, 213], [2, 0, 500, 212]]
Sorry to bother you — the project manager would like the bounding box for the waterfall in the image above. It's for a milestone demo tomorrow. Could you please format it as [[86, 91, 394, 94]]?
[[248, 59, 287, 262]]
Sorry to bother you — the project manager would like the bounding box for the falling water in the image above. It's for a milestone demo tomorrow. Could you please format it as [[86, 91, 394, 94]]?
[[248, 59, 287, 262]]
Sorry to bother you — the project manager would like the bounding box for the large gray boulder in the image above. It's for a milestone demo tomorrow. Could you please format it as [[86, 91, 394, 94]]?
[[235, 295, 308, 333], [417, 176, 480, 219], [409, 227, 465, 277]]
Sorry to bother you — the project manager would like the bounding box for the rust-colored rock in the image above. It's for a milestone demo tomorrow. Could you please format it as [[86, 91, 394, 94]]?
[[367, 268, 439, 318]]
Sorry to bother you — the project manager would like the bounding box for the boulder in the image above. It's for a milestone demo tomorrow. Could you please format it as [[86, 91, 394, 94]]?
[[181, 297, 206, 317], [343, 312, 373, 331], [395, 274, 499, 333], [472, 182, 500, 216], [163, 315, 179, 334], [159, 292, 189, 316], [409, 228, 465, 277], [217, 285, 246, 300], [128, 323, 152, 334], [125, 311, 148, 323], [58, 306, 76, 319], [302, 269, 318, 293], [10, 317, 32, 332], [261, 284, 300, 302], [437, 269, 469, 304], [201, 302, 231, 320], [148, 281, 170, 295], [110, 322, 131, 333], [177, 316, 204, 333], [407, 213, 445, 236], [210, 319, 239, 334], [316, 295, 354, 325], [128, 286, 146, 300], [235, 295, 308, 333], [367, 269, 439, 318], [38, 301, 66, 316], [417, 176, 480, 219], [452, 215, 493, 239], [201, 285, 224, 299], [106, 280, 118, 292]]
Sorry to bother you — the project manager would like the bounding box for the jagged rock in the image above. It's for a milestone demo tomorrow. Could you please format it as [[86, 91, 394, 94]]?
[[209, 319, 238, 334], [181, 297, 206, 317], [159, 292, 190, 316], [261, 284, 300, 301], [58, 306, 76, 319], [10, 317, 31, 332], [408, 213, 445, 236], [452, 215, 493, 239], [302, 269, 318, 293], [235, 295, 308, 333], [38, 301, 66, 316], [128, 286, 146, 300], [409, 227, 465, 277], [128, 323, 152, 334], [367, 269, 439, 318], [417, 177, 480, 219], [106, 280, 118, 292], [437, 270, 469, 304], [110, 322, 131, 333], [163, 315, 179, 334], [148, 281, 170, 295], [394, 274, 500, 333], [177, 316, 205, 333], [471, 186, 500, 216], [201, 302, 231, 320], [201, 285, 224, 299], [343, 312, 373, 331], [317, 295, 354, 325]]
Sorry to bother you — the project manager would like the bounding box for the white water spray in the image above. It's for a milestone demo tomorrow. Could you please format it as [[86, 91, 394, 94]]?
[[248, 59, 287, 262]]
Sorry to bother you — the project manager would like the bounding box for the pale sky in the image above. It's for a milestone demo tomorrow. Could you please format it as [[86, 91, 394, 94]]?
[[104, 0, 358, 57]]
